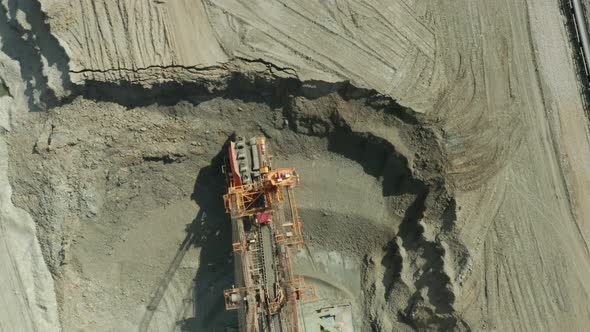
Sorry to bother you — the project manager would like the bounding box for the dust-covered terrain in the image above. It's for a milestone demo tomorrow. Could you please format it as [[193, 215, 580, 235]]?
[[1, 0, 590, 331]]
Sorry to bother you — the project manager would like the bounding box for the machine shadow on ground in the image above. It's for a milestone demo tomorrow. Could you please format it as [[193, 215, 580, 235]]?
[[138, 139, 237, 332], [182, 139, 238, 331]]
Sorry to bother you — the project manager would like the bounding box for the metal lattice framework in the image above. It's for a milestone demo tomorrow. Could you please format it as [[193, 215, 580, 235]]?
[[223, 144, 317, 332], [223, 183, 268, 219]]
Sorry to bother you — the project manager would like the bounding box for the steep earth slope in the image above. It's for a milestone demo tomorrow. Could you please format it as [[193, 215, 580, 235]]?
[[0, 18, 60, 332], [1, 0, 589, 331]]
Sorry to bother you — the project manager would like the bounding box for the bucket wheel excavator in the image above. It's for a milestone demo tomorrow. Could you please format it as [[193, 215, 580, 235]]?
[[222, 135, 317, 332]]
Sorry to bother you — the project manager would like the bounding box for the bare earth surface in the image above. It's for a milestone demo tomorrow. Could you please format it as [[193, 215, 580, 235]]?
[[1, 0, 590, 331]]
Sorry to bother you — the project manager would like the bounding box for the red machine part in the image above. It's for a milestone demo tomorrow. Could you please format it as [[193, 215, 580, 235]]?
[[256, 212, 271, 225], [228, 142, 242, 186]]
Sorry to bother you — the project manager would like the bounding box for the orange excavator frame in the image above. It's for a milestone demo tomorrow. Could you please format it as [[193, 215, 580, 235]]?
[[222, 139, 316, 332]]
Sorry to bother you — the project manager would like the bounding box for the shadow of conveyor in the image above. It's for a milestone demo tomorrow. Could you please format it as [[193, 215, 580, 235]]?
[[138, 138, 237, 332], [138, 209, 205, 332], [180, 138, 238, 332]]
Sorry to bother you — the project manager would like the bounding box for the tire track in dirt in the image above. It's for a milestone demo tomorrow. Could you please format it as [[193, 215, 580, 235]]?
[[430, 0, 590, 330], [0, 224, 36, 332], [45, 0, 228, 76], [43, 0, 438, 102]]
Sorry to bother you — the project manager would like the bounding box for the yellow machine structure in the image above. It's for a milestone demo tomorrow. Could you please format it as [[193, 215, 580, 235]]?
[[222, 136, 317, 332]]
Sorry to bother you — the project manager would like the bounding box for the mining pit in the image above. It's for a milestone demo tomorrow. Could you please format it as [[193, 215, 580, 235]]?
[[7, 80, 459, 330], [1, 0, 590, 331]]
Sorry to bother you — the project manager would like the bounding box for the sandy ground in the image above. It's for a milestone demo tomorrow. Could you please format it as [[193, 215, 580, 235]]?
[[534, 0, 590, 247], [1, 0, 590, 331], [40, 0, 440, 110], [0, 53, 60, 330], [425, 1, 590, 330], [42, 0, 228, 72]]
